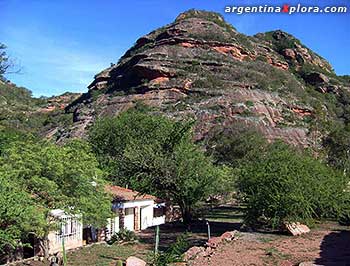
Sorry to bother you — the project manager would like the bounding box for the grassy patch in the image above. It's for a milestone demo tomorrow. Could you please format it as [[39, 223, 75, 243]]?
[[67, 243, 151, 266]]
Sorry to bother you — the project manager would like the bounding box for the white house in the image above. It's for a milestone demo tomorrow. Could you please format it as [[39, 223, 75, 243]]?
[[104, 185, 166, 240], [34, 186, 166, 255]]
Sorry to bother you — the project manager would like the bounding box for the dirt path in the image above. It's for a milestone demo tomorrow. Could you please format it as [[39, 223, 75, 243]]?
[[190, 225, 350, 266]]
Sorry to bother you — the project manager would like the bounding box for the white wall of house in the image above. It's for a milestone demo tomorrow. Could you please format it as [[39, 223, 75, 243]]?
[[152, 215, 166, 226], [111, 199, 166, 232], [140, 205, 153, 230], [124, 208, 134, 231]]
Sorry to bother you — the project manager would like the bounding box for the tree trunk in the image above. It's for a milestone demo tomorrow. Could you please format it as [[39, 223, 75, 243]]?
[[180, 204, 193, 229], [38, 236, 50, 259]]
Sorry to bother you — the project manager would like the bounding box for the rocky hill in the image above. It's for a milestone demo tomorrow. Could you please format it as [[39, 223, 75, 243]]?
[[0, 79, 81, 135], [58, 10, 349, 147]]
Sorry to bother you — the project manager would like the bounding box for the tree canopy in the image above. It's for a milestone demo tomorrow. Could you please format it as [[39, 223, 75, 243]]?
[[237, 141, 347, 229], [89, 108, 229, 223], [0, 138, 112, 257]]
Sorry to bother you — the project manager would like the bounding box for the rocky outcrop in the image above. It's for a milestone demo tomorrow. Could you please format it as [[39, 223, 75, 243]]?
[[58, 10, 347, 147], [304, 72, 329, 85], [183, 231, 237, 263], [38, 93, 81, 113]]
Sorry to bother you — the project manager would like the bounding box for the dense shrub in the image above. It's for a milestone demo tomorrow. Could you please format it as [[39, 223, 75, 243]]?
[[151, 234, 189, 266], [108, 229, 137, 244], [237, 141, 347, 229]]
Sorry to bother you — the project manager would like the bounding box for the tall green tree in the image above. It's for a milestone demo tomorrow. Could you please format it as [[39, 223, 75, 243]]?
[[89, 109, 225, 224]]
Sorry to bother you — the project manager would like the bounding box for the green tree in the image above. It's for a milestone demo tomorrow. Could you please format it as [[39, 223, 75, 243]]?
[[323, 125, 350, 175], [89, 109, 224, 224], [206, 125, 268, 167], [0, 139, 112, 257], [237, 141, 346, 229], [0, 176, 46, 263]]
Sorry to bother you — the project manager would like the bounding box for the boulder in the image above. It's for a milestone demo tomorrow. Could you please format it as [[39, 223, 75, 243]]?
[[285, 222, 310, 236], [220, 231, 237, 241], [126, 256, 146, 266]]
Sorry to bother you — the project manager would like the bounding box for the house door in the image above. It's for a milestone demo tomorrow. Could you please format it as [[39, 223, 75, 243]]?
[[124, 208, 134, 231]]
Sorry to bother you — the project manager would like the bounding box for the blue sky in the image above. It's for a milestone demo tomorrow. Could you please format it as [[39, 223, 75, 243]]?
[[0, 0, 349, 97]]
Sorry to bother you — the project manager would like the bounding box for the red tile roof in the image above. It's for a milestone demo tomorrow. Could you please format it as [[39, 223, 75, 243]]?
[[106, 185, 156, 202]]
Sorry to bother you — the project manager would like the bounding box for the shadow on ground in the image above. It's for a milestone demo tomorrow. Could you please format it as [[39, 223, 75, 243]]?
[[138, 220, 242, 251], [315, 230, 350, 266]]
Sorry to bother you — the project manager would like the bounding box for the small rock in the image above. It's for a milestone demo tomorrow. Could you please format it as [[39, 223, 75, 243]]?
[[285, 222, 310, 236], [126, 256, 146, 266]]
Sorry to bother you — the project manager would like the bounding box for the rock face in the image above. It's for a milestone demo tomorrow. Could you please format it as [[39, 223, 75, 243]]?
[[60, 10, 348, 147]]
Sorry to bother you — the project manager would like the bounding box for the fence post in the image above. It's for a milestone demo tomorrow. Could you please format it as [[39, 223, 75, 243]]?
[[206, 220, 211, 240], [62, 236, 67, 266], [155, 225, 160, 254]]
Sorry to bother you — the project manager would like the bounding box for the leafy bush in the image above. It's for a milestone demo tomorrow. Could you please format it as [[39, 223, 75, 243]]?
[[237, 141, 347, 229], [339, 206, 350, 226], [151, 234, 189, 266], [108, 229, 137, 244]]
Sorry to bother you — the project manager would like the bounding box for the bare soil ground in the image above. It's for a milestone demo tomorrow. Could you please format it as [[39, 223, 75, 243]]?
[[190, 223, 350, 266]]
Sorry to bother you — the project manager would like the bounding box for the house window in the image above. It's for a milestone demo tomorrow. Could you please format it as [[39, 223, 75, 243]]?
[[153, 206, 165, 218], [56, 216, 81, 244]]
